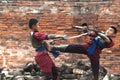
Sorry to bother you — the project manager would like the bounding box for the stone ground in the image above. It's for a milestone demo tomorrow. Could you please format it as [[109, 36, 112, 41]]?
[[1, 51, 120, 80], [0, 59, 120, 80], [0, 0, 120, 80]]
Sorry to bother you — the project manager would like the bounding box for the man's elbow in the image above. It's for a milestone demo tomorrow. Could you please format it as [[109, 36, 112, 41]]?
[[106, 39, 111, 43], [107, 42, 114, 48]]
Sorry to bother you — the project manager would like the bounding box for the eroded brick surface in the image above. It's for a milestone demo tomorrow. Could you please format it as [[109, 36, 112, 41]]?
[[0, 0, 120, 74]]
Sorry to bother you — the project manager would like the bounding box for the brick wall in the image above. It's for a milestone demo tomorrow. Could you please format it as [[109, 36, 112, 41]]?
[[0, 0, 120, 74]]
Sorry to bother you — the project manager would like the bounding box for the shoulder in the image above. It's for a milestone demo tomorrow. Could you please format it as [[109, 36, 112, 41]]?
[[33, 31, 40, 36], [29, 31, 40, 38], [108, 37, 113, 43], [105, 37, 114, 47]]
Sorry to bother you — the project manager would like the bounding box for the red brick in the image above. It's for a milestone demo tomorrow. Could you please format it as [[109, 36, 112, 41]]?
[[0, 1, 119, 74]]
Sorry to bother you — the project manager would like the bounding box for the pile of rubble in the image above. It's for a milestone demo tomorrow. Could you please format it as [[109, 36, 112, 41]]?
[[0, 61, 120, 80]]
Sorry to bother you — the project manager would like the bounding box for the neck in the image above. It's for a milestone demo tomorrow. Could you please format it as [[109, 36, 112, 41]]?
[[32, 29, 38, 32]]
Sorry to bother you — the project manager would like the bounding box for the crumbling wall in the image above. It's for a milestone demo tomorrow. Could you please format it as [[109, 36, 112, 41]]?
[[0, 0, 120, 74]]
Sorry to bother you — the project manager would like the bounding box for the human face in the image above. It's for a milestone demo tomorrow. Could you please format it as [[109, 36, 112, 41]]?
[[31, 24, 38, 31], [105, 27, 115, 36], [36, 22, 41, 30]]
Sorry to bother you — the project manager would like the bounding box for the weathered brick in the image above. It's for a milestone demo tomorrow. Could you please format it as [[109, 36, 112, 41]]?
[[0, 0, 119, 74]]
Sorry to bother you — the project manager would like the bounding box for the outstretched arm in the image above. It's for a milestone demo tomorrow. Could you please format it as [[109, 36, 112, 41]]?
[[47, 34, 67, 39], [74, 26, 86, 29], [33, 31, 67, 40], [68, 33, 88, 39], [87, 31, 111, 43], [98, 33, 111, 43]]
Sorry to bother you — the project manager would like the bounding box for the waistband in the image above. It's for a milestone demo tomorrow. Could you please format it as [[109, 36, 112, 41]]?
[[35, 45, 46, 52]]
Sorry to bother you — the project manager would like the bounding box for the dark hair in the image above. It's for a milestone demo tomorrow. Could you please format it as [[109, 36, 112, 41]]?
[[110, 26, 117, 34], [81, 23, 88, 26], [28, 18, 38, 29]]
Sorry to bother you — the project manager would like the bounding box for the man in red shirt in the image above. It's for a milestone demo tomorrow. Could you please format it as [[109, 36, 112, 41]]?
[[46, 26, 117, 80], [28, 18, 66, 80]]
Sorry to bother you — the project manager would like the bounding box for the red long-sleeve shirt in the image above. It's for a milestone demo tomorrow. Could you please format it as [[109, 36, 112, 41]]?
[[82, 31, 114, 60], [82, 39, 114, 60], [31, 31, 55, 72]]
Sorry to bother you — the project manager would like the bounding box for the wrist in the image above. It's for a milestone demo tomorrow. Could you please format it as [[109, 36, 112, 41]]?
[[88, 31, 97, 37]]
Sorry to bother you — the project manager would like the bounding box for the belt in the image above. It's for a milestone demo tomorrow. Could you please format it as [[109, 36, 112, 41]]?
[[35, 45, 59, 58], [35, 45, 46, 52]]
